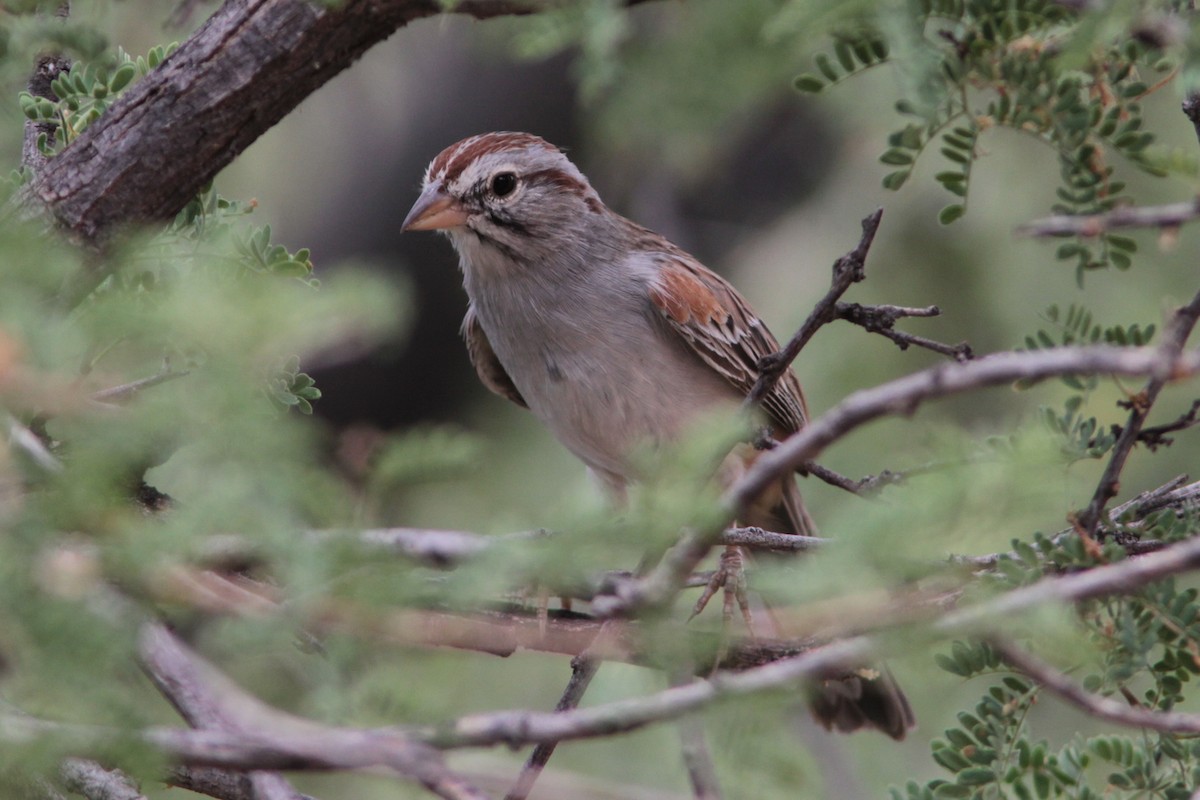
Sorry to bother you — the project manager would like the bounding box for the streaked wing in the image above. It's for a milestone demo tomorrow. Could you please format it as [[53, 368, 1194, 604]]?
[[647, 253, 808, 434], [461, 305, 528, 409]]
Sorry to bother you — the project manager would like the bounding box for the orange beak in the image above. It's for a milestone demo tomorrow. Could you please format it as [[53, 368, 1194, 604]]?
[[402, 182, 469, 231]]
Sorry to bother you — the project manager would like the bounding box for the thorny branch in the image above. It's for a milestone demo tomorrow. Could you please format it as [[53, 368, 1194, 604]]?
[[745, 209, 969, 416], [1134, 397, 1200, 451], [407, 533, 1200, 750], [834, 302, 972, 361], [729, 343, 1200, 516], [990, 636, 1200, 734], [136, 624, 489, 800], [1019, 198, 1200, 237], [745, 209, 882, 410], [1077, 288, 1200, 535], [18, 534, 1200, 767], [139, 623, 310, 799], [954, 476, 1200, 569], [59, 759, 145, 800]]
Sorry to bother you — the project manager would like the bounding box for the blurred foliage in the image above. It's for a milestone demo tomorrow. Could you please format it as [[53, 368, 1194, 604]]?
[[792, 0, 1194, 283], [0, 0, 1199, 799]]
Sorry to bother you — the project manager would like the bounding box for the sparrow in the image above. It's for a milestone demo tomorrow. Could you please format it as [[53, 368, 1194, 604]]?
[[402, 131, 913, 739]]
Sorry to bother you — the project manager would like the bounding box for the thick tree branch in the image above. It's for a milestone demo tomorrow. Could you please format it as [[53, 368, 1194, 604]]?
[[27, 0, 655, 244]]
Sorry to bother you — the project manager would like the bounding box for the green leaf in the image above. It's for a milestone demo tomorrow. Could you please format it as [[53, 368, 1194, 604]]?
[[957, 767, 995, 786], [814, 52, 839, 82], [109, 62, 136, 93], [882, 170, 910, 190], [881, 149, 914, 165], [938, 204, 965, 225], [834, 40, 855, 72], [794, 74, 825, 93], [940, 147, 969, 164]]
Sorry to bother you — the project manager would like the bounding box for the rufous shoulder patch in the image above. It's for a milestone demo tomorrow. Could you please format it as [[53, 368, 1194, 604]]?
[[650, 261, 728, 326]]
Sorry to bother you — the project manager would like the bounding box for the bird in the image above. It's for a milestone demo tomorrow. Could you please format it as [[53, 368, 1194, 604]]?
[[402, 131, 914, 739]]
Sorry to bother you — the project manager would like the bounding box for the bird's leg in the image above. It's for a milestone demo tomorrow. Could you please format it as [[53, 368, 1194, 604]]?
[[690, 545, 756, 635]]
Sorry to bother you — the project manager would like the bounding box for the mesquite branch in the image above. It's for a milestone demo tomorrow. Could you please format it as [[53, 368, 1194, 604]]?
[[1077, 288, 1200, 535]]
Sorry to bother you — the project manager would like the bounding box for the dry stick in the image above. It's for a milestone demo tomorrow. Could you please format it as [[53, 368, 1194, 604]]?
[[59, 759, 146, 800], [806, 453, 991, 497], [415, 533, 1200, 749], [744, 209, 882, 411], [989, 636, 1200, 734], [668, 670, 723, 800], [1137, 398, 1200, 450], [137, 624, 491, 800], [168, 768, 318, 800], [138, 624, 309, 800], [345, 525, 824, 572], [1077, 288, 1200, 536], [12, 540, 1200, 766], [834, 302, 972, 361], [729, 344, 1200, 516], [504, 654, 602, 800], [91, 368, 191, 404], [3, 714, 495, 795], [1018, 197, 1200, 237]]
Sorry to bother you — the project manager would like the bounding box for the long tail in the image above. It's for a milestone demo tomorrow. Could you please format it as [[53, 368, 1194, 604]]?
[[775, 477, 916, 740]]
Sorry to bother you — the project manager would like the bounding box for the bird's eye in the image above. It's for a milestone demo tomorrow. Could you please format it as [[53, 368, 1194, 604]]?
[[490, 172, 518, 198]]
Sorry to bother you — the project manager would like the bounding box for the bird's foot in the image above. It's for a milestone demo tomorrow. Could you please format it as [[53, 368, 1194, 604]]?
[[689, 545, 756, 635]]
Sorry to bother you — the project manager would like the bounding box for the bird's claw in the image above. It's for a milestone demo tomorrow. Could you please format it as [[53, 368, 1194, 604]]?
[[690, 546, 755, 634]]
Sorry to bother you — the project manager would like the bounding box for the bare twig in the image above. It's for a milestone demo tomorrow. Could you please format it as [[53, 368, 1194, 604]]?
[[835, 302, 972, 361], [414, 533, 1200, 750], [505, 653, 602, 800], [60, 759, 146, 800], [1136, 397, 1200, 451], [138, 623, 308, 800], [1078, 289, 1200, 535], [669, 672, 722, 800], [13, 537, 1200, 769], [168, 767, 318, 800], [138, 623, 487, 799], [804, 455, 989, 497], [1018, 198, 1200, 237], [729, 344, 1200, 517], [90, 368, 191, 404], [3, 715, 490, 799], [745, 209, 883, 410], [6, 415, 62, 473], [990, 636, 1200, 733], [954, 476, 1200, 569]]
